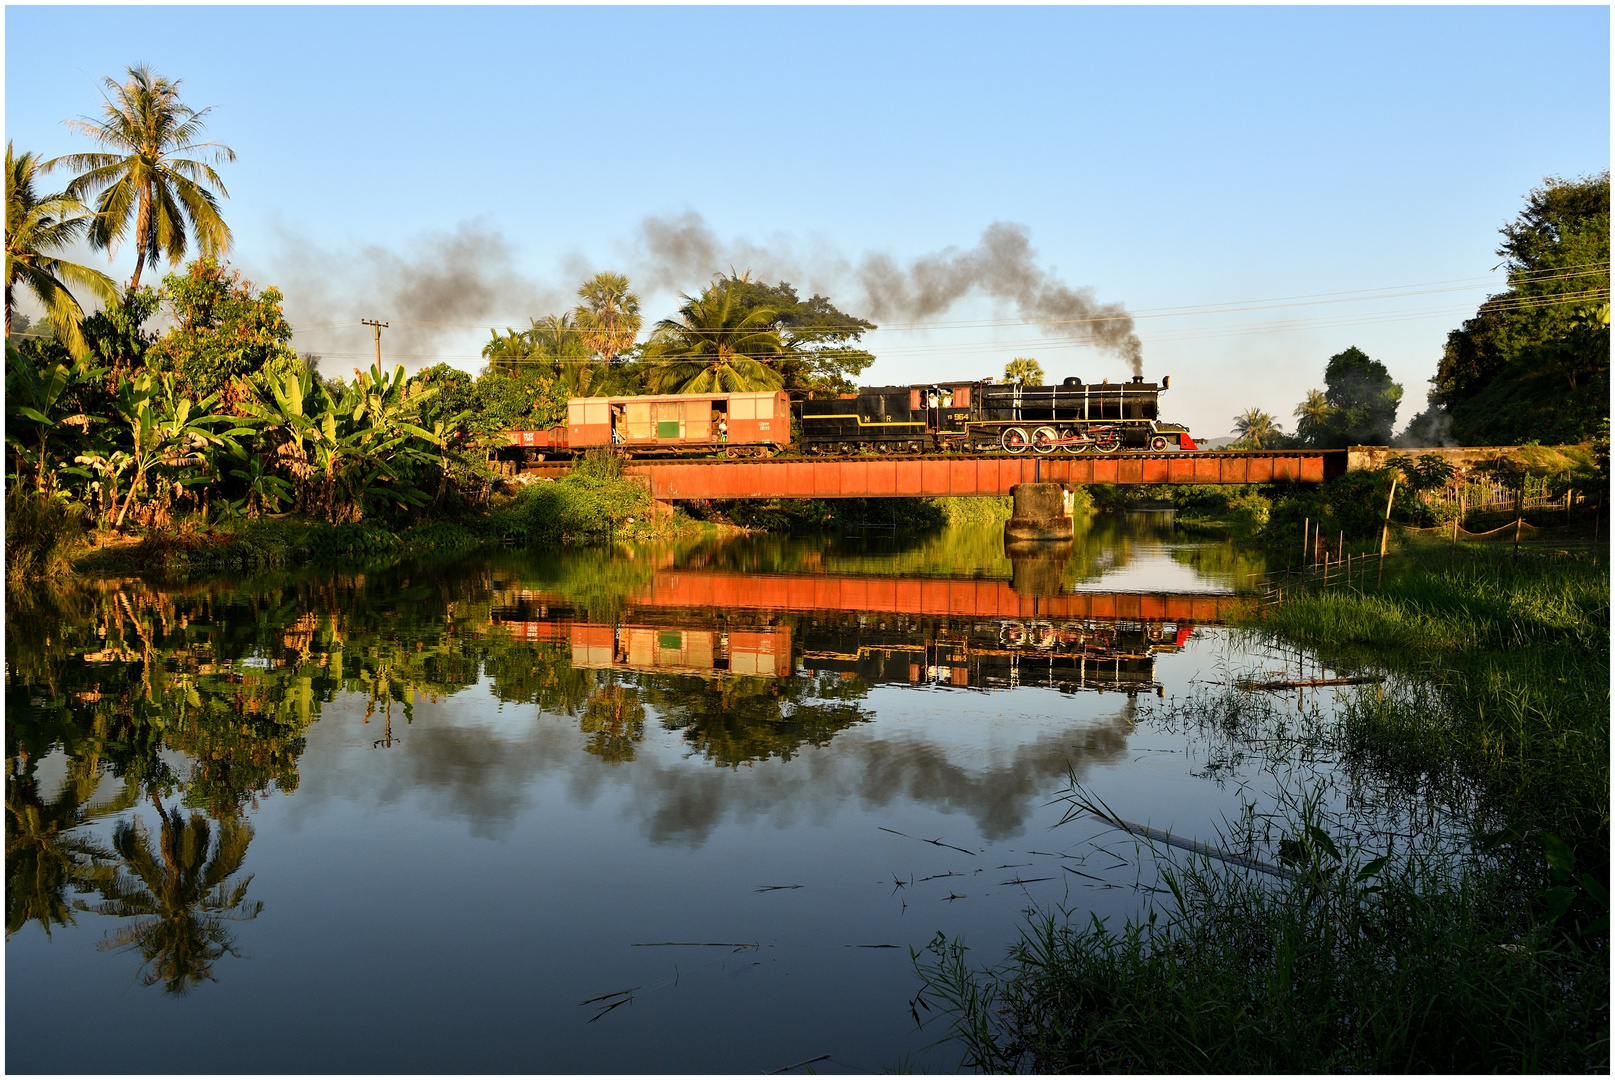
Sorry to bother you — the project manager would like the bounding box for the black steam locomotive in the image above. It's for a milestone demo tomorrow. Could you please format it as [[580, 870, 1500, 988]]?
[[796, 375, 1196, 455]]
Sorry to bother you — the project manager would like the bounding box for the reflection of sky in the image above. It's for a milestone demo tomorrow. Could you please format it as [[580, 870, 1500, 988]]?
[[1073, 540, 1237, 594]]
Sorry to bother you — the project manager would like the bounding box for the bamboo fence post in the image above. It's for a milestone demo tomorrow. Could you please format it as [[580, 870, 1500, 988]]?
[[1378, 476, 1397, 587], [1513, 486, 1523, 562]]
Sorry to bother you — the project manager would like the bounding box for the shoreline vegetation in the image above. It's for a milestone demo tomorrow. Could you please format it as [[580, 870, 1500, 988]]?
[[10, 447, 1601, 581], [913, 538, 1609, 1073]]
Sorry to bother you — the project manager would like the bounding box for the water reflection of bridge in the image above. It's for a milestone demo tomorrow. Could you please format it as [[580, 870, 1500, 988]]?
[[497, 569, 1246, 623], [490, 570, 1243, 695]]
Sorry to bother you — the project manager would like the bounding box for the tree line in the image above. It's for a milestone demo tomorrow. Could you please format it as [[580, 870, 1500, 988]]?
[[1229, 173, 1609, 450], [7, 64, 898, 538]]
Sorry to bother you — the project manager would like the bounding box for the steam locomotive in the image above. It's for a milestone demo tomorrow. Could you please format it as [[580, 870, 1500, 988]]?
[[798, 375, 1195, 455], [491, 375, 1195, 466]]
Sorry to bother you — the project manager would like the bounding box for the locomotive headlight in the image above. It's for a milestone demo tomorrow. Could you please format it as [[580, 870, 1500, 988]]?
[[1162, 375, 1171, 390]]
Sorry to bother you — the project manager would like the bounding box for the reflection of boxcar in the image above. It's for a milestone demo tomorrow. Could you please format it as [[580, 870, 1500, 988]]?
[[491, 390, 793, 466]]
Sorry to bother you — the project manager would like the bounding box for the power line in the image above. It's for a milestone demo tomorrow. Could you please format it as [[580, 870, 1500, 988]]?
[[282, 262, 1611, 339], [290, 288, 1608, 364]]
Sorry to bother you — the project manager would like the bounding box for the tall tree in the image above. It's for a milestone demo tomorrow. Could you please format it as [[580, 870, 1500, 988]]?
[[1292, 388, 1333, 448], [1417, 173, 1610, 445], [1233, 407, 1282, 448], [55, 65, 236, 289], [644, 282, 786, 394], [1316, 346, 1402, 446], [5, 143, 119, 355], [142, 259, 300, 399], [709, 274, 876, 397], [1004, 357, 1044, 385], [573, 272, 641, 363]]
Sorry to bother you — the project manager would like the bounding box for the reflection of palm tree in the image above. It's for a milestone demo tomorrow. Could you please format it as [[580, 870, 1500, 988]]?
[[4, 767, 115, 939], [647, 673, 869, 766], [86, 799, 261, 994], [579, 681, 646, 762]]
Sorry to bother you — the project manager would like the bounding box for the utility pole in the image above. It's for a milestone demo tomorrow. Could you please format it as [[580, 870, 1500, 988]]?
[[361, 319, 388, 369]]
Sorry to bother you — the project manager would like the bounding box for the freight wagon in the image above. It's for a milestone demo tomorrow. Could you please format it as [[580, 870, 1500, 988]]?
[[490, 389, 792, 467]]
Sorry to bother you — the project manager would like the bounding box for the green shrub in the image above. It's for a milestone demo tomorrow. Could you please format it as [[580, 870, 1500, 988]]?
[[5, 491, 86, 582]]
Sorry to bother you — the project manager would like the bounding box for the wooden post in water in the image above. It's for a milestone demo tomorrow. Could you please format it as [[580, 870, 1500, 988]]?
[[1302, 517, 1309, 566]]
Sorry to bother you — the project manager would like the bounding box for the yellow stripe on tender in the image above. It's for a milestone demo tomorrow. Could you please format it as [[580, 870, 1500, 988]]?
[[806, 413, 926, 428]]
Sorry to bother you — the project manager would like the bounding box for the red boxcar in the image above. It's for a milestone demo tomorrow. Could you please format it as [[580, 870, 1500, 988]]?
[[491, 390, 792, 467]]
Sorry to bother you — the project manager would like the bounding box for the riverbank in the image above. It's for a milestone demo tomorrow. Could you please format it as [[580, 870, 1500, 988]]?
[[16, 481, 1031, 579], [914, 541, 1609, 1072], [10, 461, 719, 579]]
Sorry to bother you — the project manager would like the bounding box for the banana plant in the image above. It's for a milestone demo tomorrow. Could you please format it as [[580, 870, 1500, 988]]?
[[110, 374, 253, 529], [226, 450, 292, 517], [247, 365, 449, 523], [4, 344, 102, 493]]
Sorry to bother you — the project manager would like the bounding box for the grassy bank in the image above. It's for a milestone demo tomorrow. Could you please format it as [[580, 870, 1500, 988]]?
[[914, 542, 1609, 1072], [14, 452, 715, 578]]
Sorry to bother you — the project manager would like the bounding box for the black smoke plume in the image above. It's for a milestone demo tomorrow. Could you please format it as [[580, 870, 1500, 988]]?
[[631, 213, 1144, 375], [265, 220, 565, 366]]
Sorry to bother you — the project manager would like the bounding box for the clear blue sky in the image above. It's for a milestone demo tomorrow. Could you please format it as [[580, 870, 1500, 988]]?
[[6, 5, 1609, 436]]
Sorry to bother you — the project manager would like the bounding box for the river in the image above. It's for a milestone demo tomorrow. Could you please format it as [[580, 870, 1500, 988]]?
[[7, 514, 1409, 1073]]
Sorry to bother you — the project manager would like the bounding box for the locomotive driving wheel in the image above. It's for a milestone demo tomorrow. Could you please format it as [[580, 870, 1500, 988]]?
[[1000, 427, 1030, 455], [1095, 431, 1122, 453], [1031, 426, 1060, 455]]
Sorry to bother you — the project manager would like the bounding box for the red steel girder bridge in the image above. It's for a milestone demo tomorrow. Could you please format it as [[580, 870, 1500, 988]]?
[[502, 450, 1346, 501]]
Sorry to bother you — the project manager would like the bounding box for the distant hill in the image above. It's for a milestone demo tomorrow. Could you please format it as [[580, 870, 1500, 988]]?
[[1197, 434, 1238, 450]]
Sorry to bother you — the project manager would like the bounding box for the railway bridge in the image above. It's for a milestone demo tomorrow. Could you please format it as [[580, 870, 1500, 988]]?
[[514, 449, 1347, 506]]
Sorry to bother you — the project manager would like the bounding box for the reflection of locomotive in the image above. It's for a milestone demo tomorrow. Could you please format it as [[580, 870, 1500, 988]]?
[[491, 374, 1194, 467], [798, 375, 1195, 455]]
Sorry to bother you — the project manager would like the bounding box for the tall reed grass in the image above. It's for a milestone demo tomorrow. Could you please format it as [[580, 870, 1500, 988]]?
[[913, 543, 1609, 1072]]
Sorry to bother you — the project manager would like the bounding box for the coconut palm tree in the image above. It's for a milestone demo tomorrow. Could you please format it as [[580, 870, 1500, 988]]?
[[85, 799, 261, 995], [1233, 407, 1282, 449], [54, 65, 235, 290], [5, 143, 120, 354], [1293, 389, 1333, 447], [1004, 356, 1044, 385], [645, 284, 786, 394], [573, 272, 641, 363]]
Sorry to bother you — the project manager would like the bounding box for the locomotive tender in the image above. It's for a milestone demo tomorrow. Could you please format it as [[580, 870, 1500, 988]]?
[[491, 374, 1194, 467]]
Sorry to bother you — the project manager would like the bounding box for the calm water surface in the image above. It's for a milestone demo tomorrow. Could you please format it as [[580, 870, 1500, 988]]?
[[9, 515, 1375, 1073]]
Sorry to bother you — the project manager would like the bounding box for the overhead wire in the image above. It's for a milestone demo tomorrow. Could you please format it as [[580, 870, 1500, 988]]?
[[290, 287, 1608, 365], [282, 262, 1610, 339]]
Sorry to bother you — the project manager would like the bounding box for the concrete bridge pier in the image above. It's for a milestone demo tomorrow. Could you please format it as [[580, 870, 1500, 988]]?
[[1003, 483, 1075, 543]]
